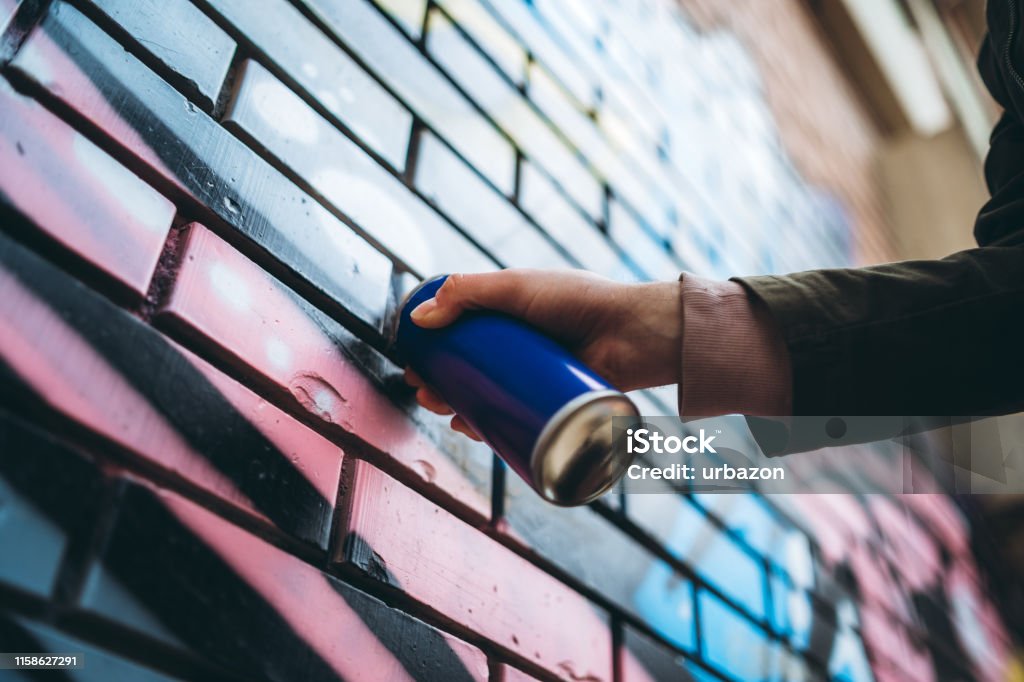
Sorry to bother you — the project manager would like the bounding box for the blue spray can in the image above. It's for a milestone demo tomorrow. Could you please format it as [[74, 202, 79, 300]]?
[[394, 275, 641, 506]]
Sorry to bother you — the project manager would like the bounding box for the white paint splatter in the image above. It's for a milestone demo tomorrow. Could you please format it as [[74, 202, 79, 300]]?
[[251, 79, 319, 145], [313, 388, 335, 415], [208, 261, 252, 311], [265, 336, 292, 371], [301, 62, 318, 79], [313, 168, 434, 274]]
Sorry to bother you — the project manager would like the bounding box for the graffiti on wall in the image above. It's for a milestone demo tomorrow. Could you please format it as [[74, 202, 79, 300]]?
[[0, 0, 1012, 680]]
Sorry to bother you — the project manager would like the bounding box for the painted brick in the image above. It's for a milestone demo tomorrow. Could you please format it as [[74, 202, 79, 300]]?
[[0, 1, 1005, 681], [770, 576, 842, 669], [525, 59, 588, 128], [501, 474, 696, 653], [522, 58, 683, 250], [225, 59, 494, 277], [847, 542, 915, 626], [375, 0, 426, 39], [83, 0, 235, 110], [414, 131, 571, 269], [607, 198, 680, 280], [689, 493, 792, 569], [82, 480, 489, 682], [768, 570, 794, 639], [770, 493, 866, 568], [582, 4, 664, 91], [158, 223, 492, 519], [0, 77, 173, 298], [626, 494, 767, 620], [676, 0, 894, 265], [519, 160, 621, 276], [903, 494, 968, 556], [774, 496, 897, 614], [0, 614, 184, 681], [523, 64, 681, 251], [859, 605, 925, 680], [769, 568, 834, 655], [202, 0, 412, 170], [426, 9, 604, 222], [299, 0, 516, 195], [482, 0, 596, 109], [620, 626, 704, 682], [494, 662, 542, 682], [0, 230, 343, 550], [809, 552, 854, 614], [670, 222, 718, 276], [868, 495, 942, 593], [339, 460, 613, 681], [597, 90, 661, 165], [523, 0, 615, 109], [10, 2, 392, 330], [0, 413, 103, 599], [1, 0, 19, 33], [527, 62, 610, 167], [698, 590, 778, 680], [435, 0, 525, 84]]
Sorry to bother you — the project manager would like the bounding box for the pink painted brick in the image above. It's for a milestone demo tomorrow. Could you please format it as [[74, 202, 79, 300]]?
[[10, 3, 392, 328], [0, 77, 173, 297], [338, 460, 613, 682], [868, 496, 941, 593], [859, 605, 932, 679], [495, 663, 543, 681], [91, 480, 489, 681], [158, 223, 490, 520], [847, 542, 915, 626], [903, 494, 969, 557], [0, 264, 342, 547]]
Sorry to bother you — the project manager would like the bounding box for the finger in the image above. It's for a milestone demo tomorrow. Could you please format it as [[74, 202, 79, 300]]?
[[404, 367, 425, 388], [450, 415, 482, 441], [416, 386, 454, 415], [410, 270, 542, 328]]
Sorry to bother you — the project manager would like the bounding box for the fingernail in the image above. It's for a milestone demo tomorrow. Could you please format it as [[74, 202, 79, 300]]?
[[410, 299, 437, 324]]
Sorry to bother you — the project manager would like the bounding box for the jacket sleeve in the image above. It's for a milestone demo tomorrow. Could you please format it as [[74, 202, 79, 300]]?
[[737, 26, 1024, 452], [734, 239, 1024, 417]]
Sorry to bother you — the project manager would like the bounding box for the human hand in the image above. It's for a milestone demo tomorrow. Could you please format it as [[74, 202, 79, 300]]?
[[403, 269, 682, 440]]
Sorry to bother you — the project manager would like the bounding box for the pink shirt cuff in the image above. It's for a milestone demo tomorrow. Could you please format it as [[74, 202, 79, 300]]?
[[678, 273, 793, 416]]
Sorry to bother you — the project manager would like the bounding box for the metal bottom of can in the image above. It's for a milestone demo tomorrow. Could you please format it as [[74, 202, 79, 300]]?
[[530, 390, 641, 506]]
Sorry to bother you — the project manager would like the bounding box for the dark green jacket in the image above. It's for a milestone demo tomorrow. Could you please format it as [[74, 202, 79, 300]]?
[[737, 0, 1024, 418]]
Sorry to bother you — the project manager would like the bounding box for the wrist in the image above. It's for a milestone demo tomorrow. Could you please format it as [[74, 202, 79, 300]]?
[[611, 280, 684, 392]]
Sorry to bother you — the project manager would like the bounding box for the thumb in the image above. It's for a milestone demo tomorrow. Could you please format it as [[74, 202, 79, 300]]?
[[410, 270, 540, 328]]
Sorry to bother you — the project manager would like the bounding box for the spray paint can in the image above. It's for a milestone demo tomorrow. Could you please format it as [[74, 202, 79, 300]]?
[[394, 275, 641, 506]]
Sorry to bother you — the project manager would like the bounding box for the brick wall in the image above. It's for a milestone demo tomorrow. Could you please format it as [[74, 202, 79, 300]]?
[[0, 0, 1011, 680], [676, 0, 896, 266]]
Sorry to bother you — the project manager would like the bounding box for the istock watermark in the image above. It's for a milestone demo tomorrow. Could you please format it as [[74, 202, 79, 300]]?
[[609, 414, 1024, 495], [625, 427, 717, 454]]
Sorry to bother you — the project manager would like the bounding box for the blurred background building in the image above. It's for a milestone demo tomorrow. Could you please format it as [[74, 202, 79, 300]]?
[[0, 0, 1020, 680]]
